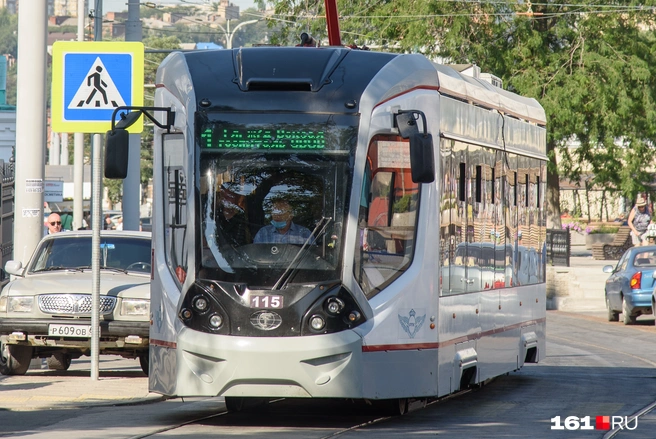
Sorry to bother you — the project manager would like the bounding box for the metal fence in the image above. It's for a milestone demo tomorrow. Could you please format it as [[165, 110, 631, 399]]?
[[546, 228, 570, 267], [0, 160, 14, 283]]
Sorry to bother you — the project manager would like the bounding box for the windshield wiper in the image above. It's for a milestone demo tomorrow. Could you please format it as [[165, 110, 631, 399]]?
[[71, 265, 128, 274], [33, 266, 68, 272], [101, 265, 128, 274], [272, 217, 332, 290]]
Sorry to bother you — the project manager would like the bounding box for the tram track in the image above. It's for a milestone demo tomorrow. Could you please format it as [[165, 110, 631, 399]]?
[[126, 390, 475, 439], [125, 398, 402, 439]]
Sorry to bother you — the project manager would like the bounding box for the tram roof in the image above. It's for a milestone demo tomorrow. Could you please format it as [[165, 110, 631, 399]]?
[[160, 47, 545, 126], [432, 63, 546, 126]]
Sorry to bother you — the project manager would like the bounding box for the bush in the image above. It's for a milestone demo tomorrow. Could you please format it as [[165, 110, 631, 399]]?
[[587, 225, 620, 235], [562, 221, 584, 233]]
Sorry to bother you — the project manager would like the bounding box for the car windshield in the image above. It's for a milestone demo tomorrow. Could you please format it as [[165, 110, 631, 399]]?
[[633, 251, 656, 267], [28, 235, 151, 273], [198, 113, 357, 288]]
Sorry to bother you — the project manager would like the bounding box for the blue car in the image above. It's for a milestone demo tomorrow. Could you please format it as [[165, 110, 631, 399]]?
[[604, 245, 656, 324]]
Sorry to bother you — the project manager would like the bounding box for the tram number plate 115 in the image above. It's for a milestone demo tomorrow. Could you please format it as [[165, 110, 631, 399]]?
[[250, 295, 283, 309]]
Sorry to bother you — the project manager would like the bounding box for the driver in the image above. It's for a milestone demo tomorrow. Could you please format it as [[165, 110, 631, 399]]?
[[253, 200, 312, 244]]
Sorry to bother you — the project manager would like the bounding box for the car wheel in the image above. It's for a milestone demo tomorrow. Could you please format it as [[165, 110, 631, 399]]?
[[606, 296, 619, 322], [622, 298, 636, 325], [138, 353, 149, 376], [46, 352, 71, 370], [0, 342, 33, 375]]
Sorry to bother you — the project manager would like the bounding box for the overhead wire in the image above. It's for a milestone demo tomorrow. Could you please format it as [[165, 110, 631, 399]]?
[[138, 1, 654, 40]]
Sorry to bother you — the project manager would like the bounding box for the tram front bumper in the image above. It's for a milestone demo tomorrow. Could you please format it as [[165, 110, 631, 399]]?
[[174, 328, 364, 398]]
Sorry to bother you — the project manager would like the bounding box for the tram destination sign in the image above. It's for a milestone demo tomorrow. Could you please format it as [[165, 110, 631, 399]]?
[[201, 127, 325, 150]]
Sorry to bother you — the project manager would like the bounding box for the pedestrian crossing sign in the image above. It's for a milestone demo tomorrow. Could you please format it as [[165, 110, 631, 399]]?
[[51, 42, 144, 133]]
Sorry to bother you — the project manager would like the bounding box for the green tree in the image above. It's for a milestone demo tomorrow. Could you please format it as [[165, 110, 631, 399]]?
[[269, 0, 656, 226], [0, 8, 18, 58], [104, 36, 182, 205]]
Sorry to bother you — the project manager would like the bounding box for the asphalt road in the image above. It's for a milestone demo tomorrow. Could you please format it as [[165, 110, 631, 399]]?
[[2, 310, 656, 438]]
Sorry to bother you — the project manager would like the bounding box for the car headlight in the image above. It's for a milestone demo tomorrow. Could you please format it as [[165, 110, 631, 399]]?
[[120, 299, 150, 316], [8, 296, 34, 313]]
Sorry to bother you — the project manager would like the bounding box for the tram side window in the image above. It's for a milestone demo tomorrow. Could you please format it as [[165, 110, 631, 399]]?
[[162, 134, 189, 286], [354, 135, 419, 298]]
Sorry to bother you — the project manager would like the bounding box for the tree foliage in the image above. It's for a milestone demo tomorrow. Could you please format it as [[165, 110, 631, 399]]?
[[0, 8, 18, 58], [269, 0, 656, 225]]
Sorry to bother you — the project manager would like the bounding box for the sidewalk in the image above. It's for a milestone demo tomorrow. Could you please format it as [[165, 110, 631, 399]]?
[[0, 358, 164, 411], [547, 244, 616, 314]]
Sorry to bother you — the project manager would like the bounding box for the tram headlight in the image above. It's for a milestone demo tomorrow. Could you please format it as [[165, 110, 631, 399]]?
[[348, 311, 361, 322], [325, 297, 345, 315], [193, 295, 209, 313], [302, 286, 366, 336], [208, 313, 223, 329], [180, 281, 230, 335], [310, 315, 326, 331]]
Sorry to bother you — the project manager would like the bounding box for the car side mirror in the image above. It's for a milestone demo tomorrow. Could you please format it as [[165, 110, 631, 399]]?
[[5, 260, 24, 277]]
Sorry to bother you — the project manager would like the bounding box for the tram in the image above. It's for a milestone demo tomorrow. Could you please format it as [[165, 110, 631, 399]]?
[[105, 44, 547, 411]]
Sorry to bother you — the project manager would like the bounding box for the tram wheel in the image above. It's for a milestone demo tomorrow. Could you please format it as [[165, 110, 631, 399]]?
[[379, 398, 408, 416], [225, 397, 245, 412], [224, 397, 269, 412]]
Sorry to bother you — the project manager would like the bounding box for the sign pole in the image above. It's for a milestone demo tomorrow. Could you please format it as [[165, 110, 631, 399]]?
[[50, 41, 144, 380], [90, 133, 102, 381]]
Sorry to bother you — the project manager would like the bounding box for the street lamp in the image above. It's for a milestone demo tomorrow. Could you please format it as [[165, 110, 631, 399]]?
[[214, 19, 260, 49]]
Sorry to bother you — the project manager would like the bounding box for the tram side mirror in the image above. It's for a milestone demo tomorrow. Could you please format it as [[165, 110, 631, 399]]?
[[395, 110, 435, 184], [105, 128, 129, 179], [409, 133, 435, 183]]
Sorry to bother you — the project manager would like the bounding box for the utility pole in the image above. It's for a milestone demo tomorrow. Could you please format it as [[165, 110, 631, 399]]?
[[123, 0, 143, 231], [214, 19, 259, 49], [94, 0, 103, 42], [13, 0, 47, 265]]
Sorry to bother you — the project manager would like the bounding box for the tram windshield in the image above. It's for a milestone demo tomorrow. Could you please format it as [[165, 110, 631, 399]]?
[[198, 113, 358, 288]]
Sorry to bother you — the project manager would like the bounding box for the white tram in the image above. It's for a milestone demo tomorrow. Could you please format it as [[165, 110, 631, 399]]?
[[106, 47, 547, 410]]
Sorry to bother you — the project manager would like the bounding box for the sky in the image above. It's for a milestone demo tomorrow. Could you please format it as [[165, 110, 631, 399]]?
[[96, 0, 258, 13]]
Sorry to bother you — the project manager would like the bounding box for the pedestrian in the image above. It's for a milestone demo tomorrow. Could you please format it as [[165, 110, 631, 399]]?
[[45, 213, 65, 235], [60, 210, 74, 231], [628, 194, 651, 246], [104, 214, 113, 230]]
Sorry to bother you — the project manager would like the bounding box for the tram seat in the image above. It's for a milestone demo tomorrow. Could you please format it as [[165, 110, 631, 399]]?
[[455, 256, 464, 266], [466, 257, 476, 267]]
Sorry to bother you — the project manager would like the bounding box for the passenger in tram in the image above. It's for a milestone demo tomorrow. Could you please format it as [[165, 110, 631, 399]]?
[[253, 200, 312, 245], [216, 187, 250, 245]]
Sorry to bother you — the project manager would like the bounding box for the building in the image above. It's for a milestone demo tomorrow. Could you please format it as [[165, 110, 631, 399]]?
[[216, 0, 240, 21], [0, 56, 15, 163]]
